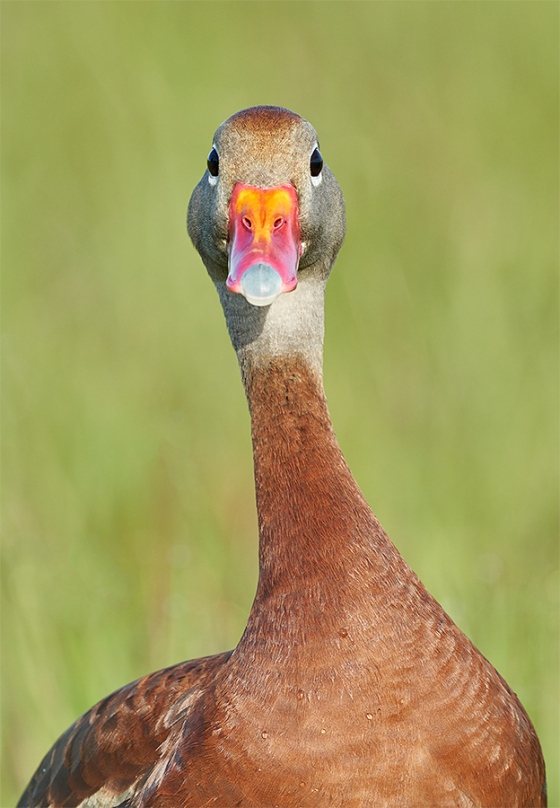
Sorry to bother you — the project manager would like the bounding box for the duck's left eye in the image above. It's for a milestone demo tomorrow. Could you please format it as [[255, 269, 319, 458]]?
[[310, 148, 323, 177], [207, 148, 219, 177]]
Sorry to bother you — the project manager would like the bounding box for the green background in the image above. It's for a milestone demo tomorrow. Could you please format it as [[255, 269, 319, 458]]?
[[2, 2, 557, 804]]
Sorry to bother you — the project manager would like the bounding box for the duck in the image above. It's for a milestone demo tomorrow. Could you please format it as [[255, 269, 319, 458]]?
[[18, 105, 546, 808]]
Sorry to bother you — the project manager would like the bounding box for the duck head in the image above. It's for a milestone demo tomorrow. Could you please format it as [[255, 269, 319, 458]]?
[[187, 106, 346, 309]]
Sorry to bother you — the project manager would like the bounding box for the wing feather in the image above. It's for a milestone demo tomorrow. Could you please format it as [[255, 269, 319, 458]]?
[[18, 652, 231, 808]]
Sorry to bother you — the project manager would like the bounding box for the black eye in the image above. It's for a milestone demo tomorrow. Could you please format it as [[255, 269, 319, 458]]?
[[310, 147, 323, 177], [207, 147, 219, 177]]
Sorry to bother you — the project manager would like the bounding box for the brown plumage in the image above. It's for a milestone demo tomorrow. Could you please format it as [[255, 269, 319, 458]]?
[[18, 106, 546, 807]]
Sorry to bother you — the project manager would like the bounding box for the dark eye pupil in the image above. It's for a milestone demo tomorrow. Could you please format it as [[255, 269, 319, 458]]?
[[207, 148, 219, 177], [310, 148, 323, 177]]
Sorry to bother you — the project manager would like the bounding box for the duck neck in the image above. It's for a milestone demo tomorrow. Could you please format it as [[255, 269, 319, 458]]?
[[218, 278, 396, 655], [244, 354, 383, 601]]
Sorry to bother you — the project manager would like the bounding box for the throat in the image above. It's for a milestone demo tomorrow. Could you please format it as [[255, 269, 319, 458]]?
[[218, 275, 326, 381]]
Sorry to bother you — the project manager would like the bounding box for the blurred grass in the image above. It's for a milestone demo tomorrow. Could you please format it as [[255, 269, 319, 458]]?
[[1, 1, 557, 804]]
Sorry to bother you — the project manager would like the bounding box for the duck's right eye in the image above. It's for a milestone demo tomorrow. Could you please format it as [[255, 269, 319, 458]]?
[[207, 148, 219, 177], [310, 147, 323, 177]]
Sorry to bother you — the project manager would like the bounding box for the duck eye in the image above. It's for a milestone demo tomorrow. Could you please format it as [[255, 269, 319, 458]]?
[[207, 147, 219, 177], [310, 148, 323, 177]]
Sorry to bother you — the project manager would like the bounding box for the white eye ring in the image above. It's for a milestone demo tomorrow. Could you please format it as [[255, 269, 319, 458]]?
[[208, 174, 218, 187], [311, 173, 323, 188]]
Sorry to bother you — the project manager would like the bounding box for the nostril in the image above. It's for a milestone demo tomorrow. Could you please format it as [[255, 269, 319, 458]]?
[[273, 217, 284, 230], [242, 216, 252, 230]]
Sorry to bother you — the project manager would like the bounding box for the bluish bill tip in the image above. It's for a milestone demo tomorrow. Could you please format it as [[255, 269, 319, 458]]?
[[240, 263, 283, 307]]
